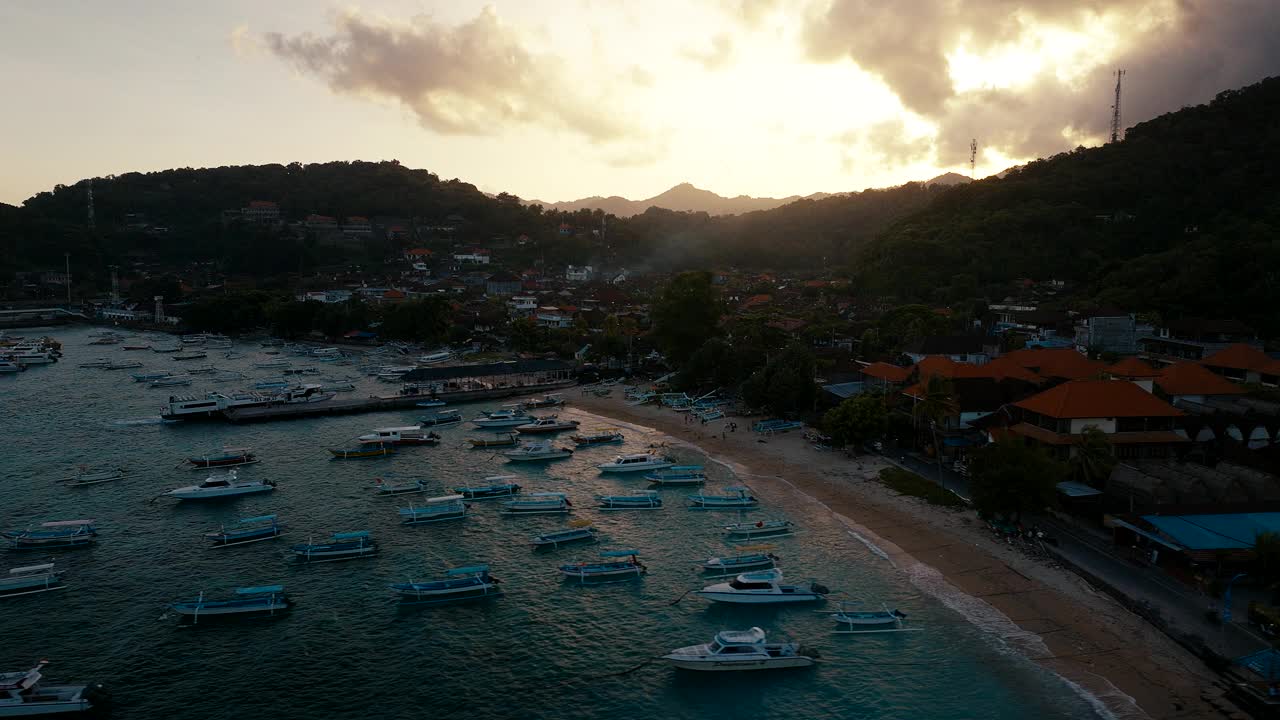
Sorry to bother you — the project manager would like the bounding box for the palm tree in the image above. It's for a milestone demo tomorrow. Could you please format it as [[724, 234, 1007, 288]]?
[[912, 375, 959, 474], [1071, 425, 1115, 488]]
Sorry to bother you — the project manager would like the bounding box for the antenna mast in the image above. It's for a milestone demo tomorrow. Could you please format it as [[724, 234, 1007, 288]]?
[[1109, 69, 1126, 143], [969, 139, 977, 179], [86, 178, 95, 230]]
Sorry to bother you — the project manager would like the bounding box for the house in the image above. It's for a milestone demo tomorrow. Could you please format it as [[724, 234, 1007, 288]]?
[[1074, 314, 1138, 354], [305, 214, 338, 231], [1105, 357, 1161, 391], [1200, 344, 1280, 387], [565, 265, 594, 283], [342, 216, 372, 236], [1002, 379, 1187, 461], [740, 294, 772, 311], [1153, 361, 1247, 406], [242, 200, 279, 223], [859, 362, 912, 391], [453, 248, 491, 265], [296, 290, 353, 304], [536, 307, 575, 329], [507, 296, 538, 317], [100, 306, 143, 322], [1139, 318, 1260, 364], [903, 335, 992, 365], [999, 347, 1107, 383], [381, 289, 406, 304], [485, 271, 522, 297]]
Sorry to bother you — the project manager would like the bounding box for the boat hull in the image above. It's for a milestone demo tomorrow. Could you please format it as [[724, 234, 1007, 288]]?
[[166, 485, 274, 500], [664, 656, 815, 671], [0, 688, 92, 716], [694, 591, 823, 604]]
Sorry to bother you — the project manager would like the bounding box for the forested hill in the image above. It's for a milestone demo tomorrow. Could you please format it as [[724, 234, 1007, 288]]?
[[854, 75, 1280, 335]]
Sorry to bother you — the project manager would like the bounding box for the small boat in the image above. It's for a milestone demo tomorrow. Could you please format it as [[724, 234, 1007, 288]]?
[[695, 569, 828, 604], [172, 351, 208, 361], [186, 365, 219, 375], [3, 520, 97, 551], [206, 515, 286, 547], [501, 492, 572, 516], [416, 350, 454, 365], [663, 627, 817, 672], [152, 345, 181, 353], [0, 360, 23, 373], [514, 416, 581, 434], [292, 530, 378, 562], [688, 486, 759, 510], [399, 495, 470, 525], [254, 379, 290, 390], [503, 441, 573, 462], [390, 565, 502, 605], [61, 467, 125, 487], [531, 521, 597, 548], [224, 351, 245, 360], [373, 478, 428, 496], [830, 603, 917, 634], [723, 519, 796, 540], [0, 661, 108, 715], [132, 371, 174, 382], [122, 344, 151, 351], [149, 376, 191, 388], [0, 563, 66, 597], [453, 478, 521, 500], [318, 381, 355, 392], [253, 358, 290, 368], [330, 444, 394, 459], [186, 447, 257, 468], [467, 433, 519, 448], [522, 394, 566, 409], [471, 409, 534, 428], [597, 453, 674, 474], [358, 427, 441, 446], [571, 429, 625, 446], [702, 545, 779, 575], [418, 409, 463, 427], [103, 360, 143, 370], [164, 470, 276, 500], [595, 490, 663, 510], [77, 358, 111, 368], [559, 549, 645, 583], [645, 465, 707, 486], [169, 585, 292, 623], [415, 399, 447, 408]]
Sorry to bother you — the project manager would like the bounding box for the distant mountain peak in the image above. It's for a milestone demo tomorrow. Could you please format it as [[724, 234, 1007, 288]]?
[[924, 172, 972, 187]]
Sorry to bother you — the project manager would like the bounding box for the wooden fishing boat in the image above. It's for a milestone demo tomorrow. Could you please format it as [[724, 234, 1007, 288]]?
[[467, 433, 519, 448], [645, 465, 708, 486], [502, 492, 572, 516], [186, 447, 257, 469], [169, 585, 292, 623], [206, 515, 285, 547], [399, 495, 470, 525], [521, 394, 566, 409], [723, 519, 796, 540], [61, 467, 125, 487], [390, 565, 502, 605], [149, 376, 191, 388], [595, 490, 663, 510], [3, 520, 97, 551], [415, 399, 447, 408], [329, 444, 394, 459], [571, 429, 625, 446], [829, 603, 918, 634], [171, 351, 208, 361], [0, 563, 66, 598], [453, 478, 521, 500], [688, 486, 759, 510], [418, 409, 463, 427], [531, 520, 597, 548], [372, 478, 427, 496], [702, 545, 778, 576], [558, 550, 645, 583], [292, 531, 378, 562]]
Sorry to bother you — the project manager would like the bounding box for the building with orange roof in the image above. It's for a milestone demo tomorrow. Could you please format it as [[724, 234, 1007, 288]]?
[[1154, 362, 1247, 405], [1005, 379, 1186, 460], [1201, 343, 1280, 386], [1106, 356, 1161, 391], [860, 361, 911, 390], [1001, 347, 1107, 382], [740, 294, 772, 311]]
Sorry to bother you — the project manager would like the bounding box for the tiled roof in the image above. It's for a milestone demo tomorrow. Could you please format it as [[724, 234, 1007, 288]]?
[[1013, 379, 1183, 419], [1106, 357, 1160, 378], [861, 362, 911, 383], [1007, 423, 1189, 446], [1001, 347, 1107, 380], [1155, 362, 1247, 396], [1201, 343, 1280, 374]]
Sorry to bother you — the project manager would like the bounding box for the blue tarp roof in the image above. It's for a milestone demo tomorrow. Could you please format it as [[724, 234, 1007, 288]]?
[[1140, 512, 1280, 550], [1237, 648, 1280, 681], [1056, 481, 1103, 498]]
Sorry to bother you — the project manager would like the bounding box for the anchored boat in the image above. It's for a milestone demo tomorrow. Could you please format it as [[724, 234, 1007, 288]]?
[[571, 428, 625, 446], [723, 519, 796, 540], [373, 478, 428, 496], [3, 520, 97, 551], [597, 453, 674, 474], [292, 530, 378, 562], [399, 495, 470, 525], [502, 492, 572, 516], [0, 661, 108, 716], [830, 603, 917, 634], [531, 521, 597, 548], [0, 563, 66, 598], [695, 569, 828, 605], [206, 515, 286, 547], [454, 478, 522, 499], [503, 441, 574, 462], [514, 416, 580, 434], [688, 486, 759, 510], [521, 394, 565, 409], [595, 490, 663, 510], [663, 627, 817, 672], [169, 585, 292, 623], [470, 409, 534, 428], [559, 550, 645, 583], [418, 409, 463, 427], [330, 444, 394, 459], [645, 465, 708, 486], [466, 433, 519, 448], [61, 467, 125, 487], [186, 447, 257, 469], [358, 427, 441, 446], [390, 565, 502, 605], [164, 470, 275, 500]]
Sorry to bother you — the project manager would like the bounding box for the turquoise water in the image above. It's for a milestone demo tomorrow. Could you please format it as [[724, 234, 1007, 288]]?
[[1, 327, 1105, 719]]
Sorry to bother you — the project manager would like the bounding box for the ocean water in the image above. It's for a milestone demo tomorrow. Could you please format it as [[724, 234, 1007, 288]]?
[[1, 327, 1106, 719]]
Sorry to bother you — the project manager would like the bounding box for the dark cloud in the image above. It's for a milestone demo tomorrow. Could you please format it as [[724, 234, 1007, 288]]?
[[682, 32, 735, 70], [263, 8, 633, 142], [805, 0, 1280, 161]]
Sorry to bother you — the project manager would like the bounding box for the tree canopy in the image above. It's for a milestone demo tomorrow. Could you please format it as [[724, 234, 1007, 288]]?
[[968, 439, 1066, 519], [650, 271, 723, 364]]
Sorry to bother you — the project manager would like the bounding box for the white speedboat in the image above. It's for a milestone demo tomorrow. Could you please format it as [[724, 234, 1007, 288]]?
[[357, 427, 441, 445], [503, 441, 573, 462], [695, 569, 828, 604], [663, 627, 817, 672], [514, 416, 580, 434], [163, 470, 276, 500], [0, 661, 107, 716], [472, 409, 535, 428], [0, 563, 66, 598], [597, 453, 674, 473], [416, 350, 454, 365], [0, 360, 23, 373]]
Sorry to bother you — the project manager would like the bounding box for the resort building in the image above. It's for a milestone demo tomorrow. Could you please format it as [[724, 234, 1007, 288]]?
[[1002, 379, 1187, 460]]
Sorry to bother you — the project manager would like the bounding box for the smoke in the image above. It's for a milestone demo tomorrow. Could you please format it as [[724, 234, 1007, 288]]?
[[263, 7, 636, 143]]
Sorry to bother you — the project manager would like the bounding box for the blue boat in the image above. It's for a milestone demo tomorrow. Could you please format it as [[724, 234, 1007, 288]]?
[[531, 521, 597, 548], [291, 530, 378, 562], [169, 585, 292, 623], [389, 565, 502, 604], [3, 520, 97, 551], [645, 465, 707, 486], [453, 479, 521, 500], [559, 550, 646, 583], [205, 515, 285, 548]]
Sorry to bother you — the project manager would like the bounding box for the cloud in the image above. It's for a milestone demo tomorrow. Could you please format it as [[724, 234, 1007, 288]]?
[[229, 24, 255, 57], [835, 120, 934, 173], [681, 32, 735, 70], [629, 65, 654, 87], [803, 0, 1280, 162], [262, 7, 635, 143]]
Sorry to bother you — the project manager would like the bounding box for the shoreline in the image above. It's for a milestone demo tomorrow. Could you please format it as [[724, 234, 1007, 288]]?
[[571, 392, 1232, 720]]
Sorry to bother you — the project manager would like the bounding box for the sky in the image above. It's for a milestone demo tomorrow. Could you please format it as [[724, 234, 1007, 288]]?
[[1, 0, 1277, 206]]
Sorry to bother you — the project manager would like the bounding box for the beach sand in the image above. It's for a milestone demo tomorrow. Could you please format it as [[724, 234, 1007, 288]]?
[[572, 392, 1235, 720]]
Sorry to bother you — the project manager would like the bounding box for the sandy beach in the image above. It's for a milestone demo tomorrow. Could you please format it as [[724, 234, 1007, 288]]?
[[573, 391, 1236, 720]]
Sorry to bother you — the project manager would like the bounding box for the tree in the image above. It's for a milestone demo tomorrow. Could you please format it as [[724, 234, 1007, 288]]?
[[1070, 425, 1115, 487], [380, 298, 452, 342], [650, 271, 722, 364], [742, 343, 817, 415], [823, 393, 888, 448], [968, 439, 1066, 519]]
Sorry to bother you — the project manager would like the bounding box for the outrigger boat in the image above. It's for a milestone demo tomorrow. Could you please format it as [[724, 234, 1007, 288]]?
[[186, 447, 257, 469], [723, 519, 796, 540], [329, 444, 394, 459], [828, 602, 919, 635], [503, 441, 573, 462], [571, 428, 625, 446], [559, 550, 645, 583], [164, 470, 276, 500], [357, 427, 441, 445], [169, 585, 292, 623], [453, 478, 521, 500], [171, 351, 208, 361], [689, 486, 759, 510], [597, 453, 674, 474], [292, 530, 378, 562], [418, 409, 462, 427], [702, 545, 779, 576], [514, 416, 580, 434], [0, 661, 108, 716], [399, 495, 470, 525], [3, 520, 97, 551], [103, 360, 143, 370], [77, 359, 111, 369], [470, 409, 534, 428], [206, 515, 286, 547], [695, 568, 829, 605], [390, 565, 502, 605], [61, 467, 125, 487], [372, 478, 428, 496], [501, 492, 572, 516], [415, 399, 447, 408], [466, 433, 519, 448], [531, 520, 597, 548], [0, 564, 66, 597], [521, 394, 566, 409], [133, 371, 176, 382], [663, 627, 817, 672], [150, 376, 191, 388], [645, 465, 707, 486], [595, 490, 663, 510]]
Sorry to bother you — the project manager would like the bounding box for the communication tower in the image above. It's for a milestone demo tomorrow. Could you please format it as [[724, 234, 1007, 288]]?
[[87, 178, 95, 230], [969, 139, 977, 178], [1109, 69, 1126, 143]]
